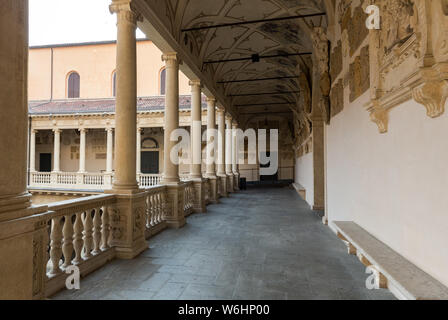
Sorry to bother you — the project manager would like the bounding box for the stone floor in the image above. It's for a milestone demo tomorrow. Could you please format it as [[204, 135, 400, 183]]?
[[53, 186, 395, 300]]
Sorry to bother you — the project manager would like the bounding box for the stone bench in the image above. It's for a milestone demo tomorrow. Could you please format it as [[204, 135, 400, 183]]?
[[292, 183, 306, 200], [332, 221, 448, 300]]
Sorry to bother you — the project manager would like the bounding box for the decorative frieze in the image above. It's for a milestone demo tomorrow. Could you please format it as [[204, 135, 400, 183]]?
[[330, 79, 344, 118], [349, 45, 370, 103], [365, 0, 448, 133], [330, 41, 343, 82]]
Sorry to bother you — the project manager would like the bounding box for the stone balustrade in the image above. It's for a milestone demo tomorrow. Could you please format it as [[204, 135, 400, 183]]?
[[144, 185, 168, 238], [32, 180, 202, 298], [41, 194, 117, 297], [29, 171, 165, 190]]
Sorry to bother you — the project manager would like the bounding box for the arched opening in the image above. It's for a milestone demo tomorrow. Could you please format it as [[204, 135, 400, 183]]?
[[141, 137, 160, 174], [67, 72, 80, 98]]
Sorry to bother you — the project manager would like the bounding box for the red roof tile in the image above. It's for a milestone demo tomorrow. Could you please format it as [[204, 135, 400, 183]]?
[[29, 95, 206, 115]]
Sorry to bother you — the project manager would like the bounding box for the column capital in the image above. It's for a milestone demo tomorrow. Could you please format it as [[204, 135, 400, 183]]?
[[137, 127, 143, 133], [189, 79, 202, 88], [109, 0, 142, 26], [105, 127, 114, 132], [225, 114, 233, 122], [216, 107, 225, 115], [232, 120, 238, 128], [206, 97, 216, 105], [31, 129, 38, 134], [52, 128, 61, 133], [162, 52, 181, 67], [78, 128, 88, 133]]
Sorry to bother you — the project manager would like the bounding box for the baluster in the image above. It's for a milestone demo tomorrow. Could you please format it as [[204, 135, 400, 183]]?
[[92, 208, 102, 255], [150, 194, 155, 226], [156, 193, 162, 224], [159, 193, 164, 223], [101, 206, 110, 251], [145, 194, 151, 228], [72, 212, 84, 264], [154, 193, 159, 225], [48, 216, 63, 276], [161, 192, 167, 220], [62, 214, 74, 269], [82, 210, 94, 259]]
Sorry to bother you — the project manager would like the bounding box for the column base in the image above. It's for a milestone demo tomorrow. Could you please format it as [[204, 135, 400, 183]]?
[[0, 192, 33, 222], [233, 172, 240, 191], [0, 204, 49, 299], [226, 173, 234, 193], [217, 174, 229, 197], [164, 183, 187, 229], [192, 178, 207, 213], [107, 191, 148, 260], [205, 175, 219, 204]]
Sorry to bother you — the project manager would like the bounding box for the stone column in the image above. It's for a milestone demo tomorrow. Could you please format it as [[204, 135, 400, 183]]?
[[189, 80, 206, 212], [205, 97, 218, 203], [225, 115, 234, 192], [79, 128, 87, 173], [162, 53, 180, 184], [310, 27, 328, 215], [108, 0, 147, 259], [161, 52, 185, 228], [189, 80, 202, 179], [216, 107, 228, 197], [29, 129, 36, 172], [106, 128, 114, 173], [53, 129, 61, 172], [110, 0, 140, 192], [136, 127, 142, 174], [232, 121, 240, 191], [0, 0, 48, 299]]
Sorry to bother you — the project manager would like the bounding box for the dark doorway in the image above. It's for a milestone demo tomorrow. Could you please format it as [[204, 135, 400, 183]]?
[[39, 153, 52, 172], [141, 151, 159, 174], [259, 151, 278, 182]]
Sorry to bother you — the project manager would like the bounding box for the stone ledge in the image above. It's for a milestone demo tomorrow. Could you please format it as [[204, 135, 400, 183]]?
[[292, 183, 306, 200], [332, 221, 448, 300]]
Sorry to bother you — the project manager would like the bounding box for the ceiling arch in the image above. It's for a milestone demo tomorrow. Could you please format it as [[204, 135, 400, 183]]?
[[141, 0, 329, 120]]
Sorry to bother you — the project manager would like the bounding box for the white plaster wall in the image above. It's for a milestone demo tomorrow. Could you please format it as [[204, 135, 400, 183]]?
[[295, 152, 314, 207], [326, 91, 448, 287]]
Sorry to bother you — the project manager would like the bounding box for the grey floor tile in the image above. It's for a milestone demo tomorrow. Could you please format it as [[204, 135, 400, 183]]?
[[52, 187, 396, 301]]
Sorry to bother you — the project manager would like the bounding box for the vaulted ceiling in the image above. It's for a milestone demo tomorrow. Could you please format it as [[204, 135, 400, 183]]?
[[137, 0, 328, 122]]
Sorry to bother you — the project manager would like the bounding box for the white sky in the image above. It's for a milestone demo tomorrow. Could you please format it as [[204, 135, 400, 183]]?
[[29, 0, 145, 46]]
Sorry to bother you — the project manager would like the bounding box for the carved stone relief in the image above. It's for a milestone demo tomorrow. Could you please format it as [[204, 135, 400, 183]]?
[[330, 79, 344, 118], [365, 0, 448, 133], [347, 5, 369, 57], [330, 40, 343, 82], [349, 45, 370, 102]]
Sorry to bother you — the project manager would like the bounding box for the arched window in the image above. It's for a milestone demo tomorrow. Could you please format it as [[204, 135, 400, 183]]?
[[160, 68, 166, 95], [67, 72, 80, 98], [112, 71, 117, 97]]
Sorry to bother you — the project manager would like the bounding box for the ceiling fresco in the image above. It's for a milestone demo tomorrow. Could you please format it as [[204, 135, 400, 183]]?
[[142, 0, 327, 121]]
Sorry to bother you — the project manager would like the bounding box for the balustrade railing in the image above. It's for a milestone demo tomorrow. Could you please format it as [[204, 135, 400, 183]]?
[[40, 194, 116, 297], [144, 185, 168, 237], [31, 172, 51, 184], [180, 173, 190, 182], [28, 168, 230, 298], [139, 174, 162, 187], [29, 172, 164, 190]]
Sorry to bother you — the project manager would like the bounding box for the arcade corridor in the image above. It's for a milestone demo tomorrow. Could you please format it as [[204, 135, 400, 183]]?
[[53, 187, 395, 300]]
